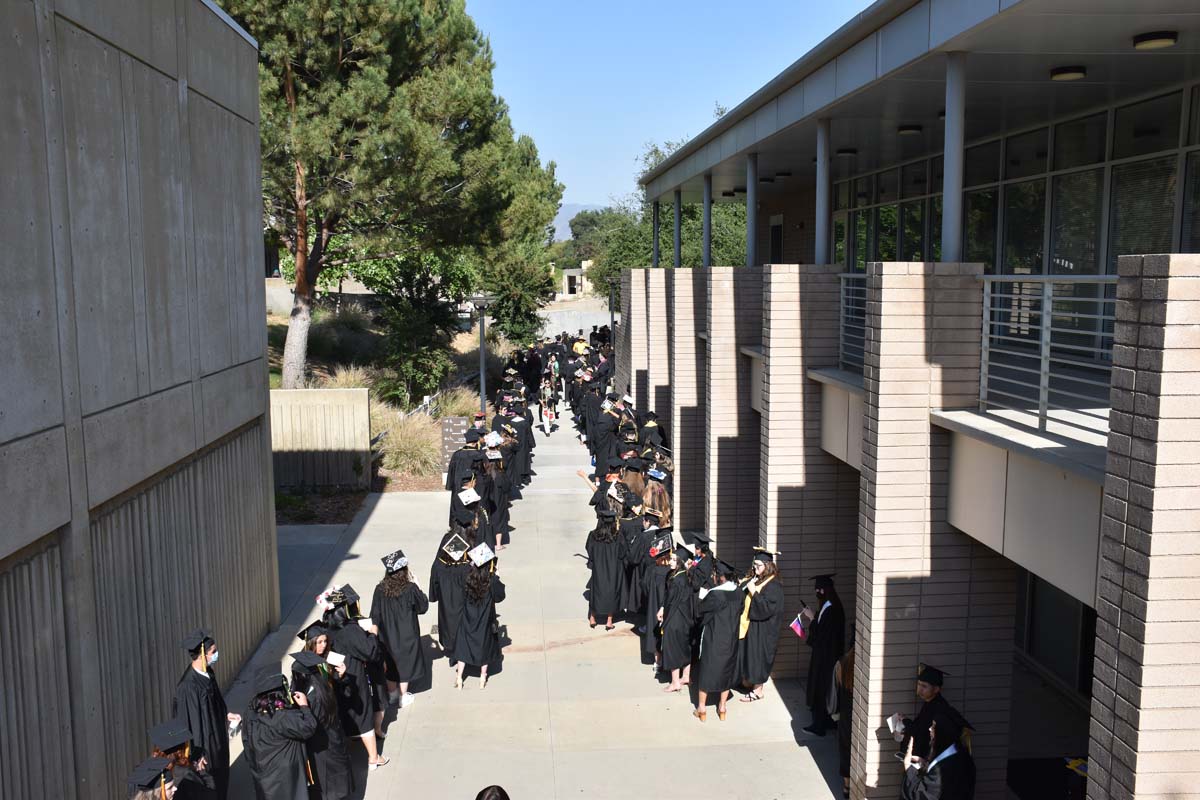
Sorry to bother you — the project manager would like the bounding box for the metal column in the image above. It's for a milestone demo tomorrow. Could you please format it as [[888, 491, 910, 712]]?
[[702, 174, 713, 267], [746, 153, 758, 267], [652, 201, 661, 268], [942, 52, 966, 262], [673, 189, 682, 268], [815, 119, 831, 264]]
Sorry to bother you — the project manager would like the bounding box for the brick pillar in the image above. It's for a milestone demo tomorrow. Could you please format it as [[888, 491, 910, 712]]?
[[851, 262, 1017, 800], [1087, 254, 1200, 800], [645, 268, 671, 420], [670, 268, 706, 533], [616, 269, 632, 396], [630, 269, 648, 406], [706, 266, 762, 560], [759, 264, 860, 676]]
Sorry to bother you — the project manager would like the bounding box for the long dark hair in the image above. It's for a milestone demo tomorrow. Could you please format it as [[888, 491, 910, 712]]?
[[380, 566, 411, 598], [251, 689, 290, 717], [465, 562, 493, 602], [292, 668, 338, 728], [592, 518, 618, 544]]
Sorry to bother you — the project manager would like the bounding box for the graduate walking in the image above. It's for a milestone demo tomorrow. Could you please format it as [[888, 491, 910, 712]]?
[[693, 559, 742, 722], [289, 652, 352, 800], [585, 507, 623, 630], [370, 549, 430, 709], [660, 545, 695, 693], [173, 629, 239, 800], [738, 548, 785, 702], [241, 669, 318, 800], [453, 542, 507, 689], [429, 526, 474, 667], [319, 587, 390, 770]]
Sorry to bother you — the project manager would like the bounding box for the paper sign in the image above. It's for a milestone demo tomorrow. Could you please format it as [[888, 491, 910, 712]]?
[[357, 618, 373, 632], [326, 652, 346, 667]]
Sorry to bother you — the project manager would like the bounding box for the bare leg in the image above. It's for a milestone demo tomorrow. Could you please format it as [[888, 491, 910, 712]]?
[[718, 690, 730, 715], [696, 689, 708, 710], [605, 614, 613, 630], [373, 710, 385, 739], [681, 664, 691, 685], [664, 668, 682, 692], [455, 661, 465, 689], [361, 731, 384, 766], [479, 664, 489, 689]]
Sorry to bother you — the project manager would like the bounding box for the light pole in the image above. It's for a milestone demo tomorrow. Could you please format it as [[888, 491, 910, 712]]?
[[471, 293, 496, 415]]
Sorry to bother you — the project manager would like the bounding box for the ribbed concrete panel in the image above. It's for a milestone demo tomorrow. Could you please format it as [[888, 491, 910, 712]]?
[[90, 423, 277, 793], [271, 389, 372, 490], [0, 540, 76, 800]]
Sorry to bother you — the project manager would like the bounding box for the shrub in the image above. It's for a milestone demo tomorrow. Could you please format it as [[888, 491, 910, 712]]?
[[370, 403, 441, 476], [323, 366, 372, 390], [435, 387, 479, 419]]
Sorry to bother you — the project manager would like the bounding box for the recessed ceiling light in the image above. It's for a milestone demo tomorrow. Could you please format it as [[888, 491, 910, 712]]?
[[775, 171, 792, 178], [1133, 31, 1178, 50], [733, 186, 746, 194], [721, 190, 736, 197], [759, 177, 774, 184], [897, 125, 922, 136], [836, 148, 858, 157], [1050, 66, 1087, 82], [938, 109, 945, 120]]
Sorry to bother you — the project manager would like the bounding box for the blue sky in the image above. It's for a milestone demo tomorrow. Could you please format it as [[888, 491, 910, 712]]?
[[465, 0, 873, 207]]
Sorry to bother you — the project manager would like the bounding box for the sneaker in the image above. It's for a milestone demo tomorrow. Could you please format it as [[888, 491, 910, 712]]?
[[400, 693, 415, 709]]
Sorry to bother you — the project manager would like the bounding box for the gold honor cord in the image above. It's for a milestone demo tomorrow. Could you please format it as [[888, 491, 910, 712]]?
[[739, 575, 775, 640]]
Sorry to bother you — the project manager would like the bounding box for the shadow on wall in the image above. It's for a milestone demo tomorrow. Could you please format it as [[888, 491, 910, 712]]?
[[635, 368, 649, 411]]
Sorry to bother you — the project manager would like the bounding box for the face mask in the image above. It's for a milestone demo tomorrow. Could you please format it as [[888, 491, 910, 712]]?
[[208, 650, 220, 665]]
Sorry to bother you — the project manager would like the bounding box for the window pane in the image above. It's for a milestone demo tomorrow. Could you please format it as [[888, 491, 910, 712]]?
[[1003, 179, 1046, 274], [1051, 169, 1103, 275], [1184, 153, 1200, 253], [855, 175, 874, 208], [930, 195, 943, 261], [1108, 157, 1177, 273], [965, 140, 1001, 187], [1055, 112, 1107, 170], [1113, 92, 1182, 159], [877, 169, 899, 204], [964, 189, 997, 273], [874, 205, 898, 260], [852, 209, 873, 271], [834, 182, 849, 211], [901, 161, 928, 199], [901, 201, 925, 261], [1006, 128, 1048, 180], [833, 215, 848, 266], [1191, 86, 1200, 147], [932, 156, 944, 189]]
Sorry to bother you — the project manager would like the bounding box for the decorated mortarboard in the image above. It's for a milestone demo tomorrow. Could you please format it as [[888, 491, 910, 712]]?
[[464, 429, 483, 444], [252, 668, 289, 697], [290, 650, 326, 672], [180, 628, 213, 652], [458, 487, 481, 505], [296, 620, 329, 642], [127, 757, 173, 794], [648, 532, 673, 558], [334, 584, 361, 606], [441, 532, 470, 561], [647, 468, 667, 482], [467, 541, 496, 567], [622, 394, 634, 405], [148, 718, 192, 754], [642, 506, 662, 518], [606, 481, 624, 500], [381, 549, 408, 574], [502, 424, 517, 436], [486, 449, 503, 461], [917, 662, 949, 687], [505, 368, 518, 375], [810, 573, 836, 590], [484, 431, 503, 447], [752, 546, 779, 563]]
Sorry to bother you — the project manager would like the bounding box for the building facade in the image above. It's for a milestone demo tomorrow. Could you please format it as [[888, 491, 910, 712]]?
[[628, 2, 1200, 798], [0, 1, 274, 796]]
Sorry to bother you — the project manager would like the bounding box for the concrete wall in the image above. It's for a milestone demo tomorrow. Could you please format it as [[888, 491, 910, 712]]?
[[271, 389, 372, 490], [0, 1, 272, 795]]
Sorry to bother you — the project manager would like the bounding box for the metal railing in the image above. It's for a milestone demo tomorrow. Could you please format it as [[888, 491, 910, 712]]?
[[839, 274, 867, 372], [979, 275, 1117, 433]]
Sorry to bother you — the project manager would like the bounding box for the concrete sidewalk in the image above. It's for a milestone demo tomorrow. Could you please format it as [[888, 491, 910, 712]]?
[[227, 419, 840, 799]]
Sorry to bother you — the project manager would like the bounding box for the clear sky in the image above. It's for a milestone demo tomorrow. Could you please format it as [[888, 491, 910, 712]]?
[[465, 0, 873, 207]]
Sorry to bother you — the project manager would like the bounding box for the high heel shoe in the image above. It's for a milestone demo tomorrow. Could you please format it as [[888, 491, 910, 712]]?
[[717, 709, 727, 721], [692, 709, 706, 723], [455, 675, 463, 690]]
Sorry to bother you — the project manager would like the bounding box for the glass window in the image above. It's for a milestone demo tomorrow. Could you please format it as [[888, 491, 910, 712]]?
[[852, 209, 872, 272], [834, 182, 849, 211], [901, 201, 925, 261], [1003, 179, 1046, 274], [1055, 112, 1107, 170], [1051, 169, 1103, 275], [965, 140, 1001, 187], [1191, 86, 1200, 147], [901, 161, 928, 199], [1184, 153, 1200, 254], [964, 189, 997, 273], [854, 175, 874, 208], [930, 195, 943, 261], [833, 215, 848, 266], [1108, 157, 1177, 273], [874, 205, 898, 260], [932, 156, 944, 189], [877, 169, 899, 204], [769, 223, 783, 264], [1113, 92, 1182, 159], [1006, 128, 1048, 180]]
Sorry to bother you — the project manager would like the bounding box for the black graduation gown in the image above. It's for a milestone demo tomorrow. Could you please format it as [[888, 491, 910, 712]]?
[[688, 555, 716, 594], [485, 464, 512, 544], [172, 668, 230, 797], [242, 707, 318, 800], [738, 579, 785, 685], [445, 448, 482, 492], [370, 583, 430, 684], [330, 624, 382, 736], [805, 599, 846, 712], [429, 547, 470, 659], [618, 516, 646, 613], [901, 749, 976, 800], [661, 570, 695, 672], [452, 574, 507, 667], [901, 694, 972, 760], [585, 531, 623, 617], [642, 563, 671, 658], [696, 586, 742, 693], [302, 683, 351, 800]]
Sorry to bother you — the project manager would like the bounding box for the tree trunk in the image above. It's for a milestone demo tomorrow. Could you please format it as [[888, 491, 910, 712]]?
[[280, 288, 312, 389]]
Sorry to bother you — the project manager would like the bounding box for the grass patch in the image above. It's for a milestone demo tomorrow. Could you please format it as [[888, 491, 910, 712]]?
[[322, 365, 373, 390], [370, 403, 441, 477], [435, 386, 480, 419]]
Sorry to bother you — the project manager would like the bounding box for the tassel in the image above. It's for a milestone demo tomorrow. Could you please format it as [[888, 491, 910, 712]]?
[[305, 758, 315, 786]]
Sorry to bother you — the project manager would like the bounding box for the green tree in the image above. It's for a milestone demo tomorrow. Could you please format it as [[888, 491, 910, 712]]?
[[228, 0, 518, 387]]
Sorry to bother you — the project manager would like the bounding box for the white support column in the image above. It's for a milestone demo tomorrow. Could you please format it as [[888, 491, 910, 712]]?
[[702, 175, 712, 268], [746, 153, 758, 267], [815, 119, 832, 264], [673, 188, 682, 268], [942, 52, 966, 262], [652, 200, 661, 268]]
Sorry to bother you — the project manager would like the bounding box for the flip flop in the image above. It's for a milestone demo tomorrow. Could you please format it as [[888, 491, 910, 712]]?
[[739, 693, 764, 703], [369, 757, 391, 771]]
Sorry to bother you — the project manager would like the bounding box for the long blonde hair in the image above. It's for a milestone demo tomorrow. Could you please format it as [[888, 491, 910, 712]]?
[[642, 482, 672, 528]]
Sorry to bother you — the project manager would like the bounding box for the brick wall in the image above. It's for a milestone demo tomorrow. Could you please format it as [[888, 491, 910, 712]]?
[[616, 269, 632, 397], [759, 264, 860, 677], [706, 266, 763, 563], [629, 269, 649, 408], [670, 268, 707, 533], [1087, 253, 1200, 800], [645, 268, 671, 421], [851, 262, 1017, 800]]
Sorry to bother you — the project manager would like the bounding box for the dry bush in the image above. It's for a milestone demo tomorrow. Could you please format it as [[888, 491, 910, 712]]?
[[435, 386, 479, 419], [322, 366, 373, 390], [370, 403, 440, 477]]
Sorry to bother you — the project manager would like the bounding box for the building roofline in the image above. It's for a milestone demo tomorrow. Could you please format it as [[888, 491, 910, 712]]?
[[201, 0, 258, 49], [639, 0, 919, 187]]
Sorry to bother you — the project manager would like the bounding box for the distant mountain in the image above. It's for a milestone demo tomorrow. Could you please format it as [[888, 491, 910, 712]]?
[[552, 203, 602, 242]]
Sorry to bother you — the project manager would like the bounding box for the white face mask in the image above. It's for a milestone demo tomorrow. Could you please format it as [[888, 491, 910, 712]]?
[[207, 650, 220, 665]]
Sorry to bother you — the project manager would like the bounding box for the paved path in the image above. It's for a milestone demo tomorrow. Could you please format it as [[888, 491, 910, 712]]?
[[228, 421, 840, 799]]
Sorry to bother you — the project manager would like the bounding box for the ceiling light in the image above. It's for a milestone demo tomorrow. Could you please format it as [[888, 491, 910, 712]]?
[[759, 177, 774, 184], [721, 190, 736, 198], [1050, 66, 1087, 82], [775, 171, 792, 178], [836, 148, 858, 157], [897, 125, 922, 136], [733, 186, 746, 194], [1133, 31, 1178, 50], [938, 109, 945, 120]]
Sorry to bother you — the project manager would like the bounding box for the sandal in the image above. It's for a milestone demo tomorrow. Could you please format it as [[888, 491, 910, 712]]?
[[739, 692, 764, 703], [369, 757, 391, 771], [662, 685, 682, 693]]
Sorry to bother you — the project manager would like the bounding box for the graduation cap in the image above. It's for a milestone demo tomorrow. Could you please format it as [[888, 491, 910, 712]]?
[[252, 668, 289, 697], [333, 584, 361, 607], [605, 393, 619, 402], [622, 394, 635, 405], [684, 530, 711, 547], [502, 424, 517, 436], [752, 546, 779, 563], [180, 628, 213, 653], [622, 492, 642, 512], [643, 411, 658, 422], [623, 457, 647, 472], [484, 431, 503, 448], [468, 541, 496, 567], [642, 506, 663, 519], [486, 449, 503, 461], [605, 456, 624, 471], [441, 532, 470, 562], [290, 650, 325, 672], [296, 620, 329, 643], [127, 757, 173, 794], [674, 544, 695, 563], [597, 507, 617, 521], [648, 532, 672, 558], [917, 662, 949, 687], [647, 468, 667, 482], [464, 429, 483, 444], [473, 411, 487, 421], [715, 558, 738, 578], [811, 573, 836, 591], [381, 549, 408, 574], [458, 487, 481, 505], [148, 718, 192, 755]]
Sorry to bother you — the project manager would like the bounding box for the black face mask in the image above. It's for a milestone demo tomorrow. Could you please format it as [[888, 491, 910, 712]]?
[[815, 589, 826, 601]]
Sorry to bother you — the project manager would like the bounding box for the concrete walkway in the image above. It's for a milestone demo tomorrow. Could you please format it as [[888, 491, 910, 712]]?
[[228, 422, 840, 799]]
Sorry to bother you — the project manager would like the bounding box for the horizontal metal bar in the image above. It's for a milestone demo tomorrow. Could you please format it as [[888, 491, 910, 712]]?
[[983, 275, 1118, 284]]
